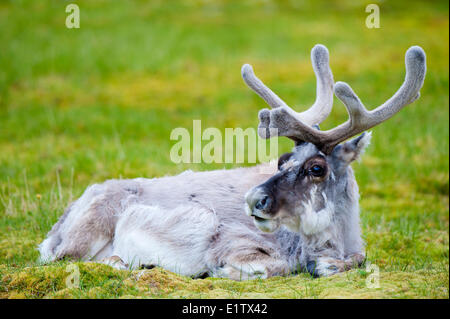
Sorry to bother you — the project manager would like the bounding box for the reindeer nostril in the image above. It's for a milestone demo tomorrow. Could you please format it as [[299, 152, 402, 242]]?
[[255, 195, 270, 210]]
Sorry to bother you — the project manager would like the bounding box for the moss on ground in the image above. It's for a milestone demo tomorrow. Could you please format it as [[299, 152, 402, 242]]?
[[1, 263, 448, 299]]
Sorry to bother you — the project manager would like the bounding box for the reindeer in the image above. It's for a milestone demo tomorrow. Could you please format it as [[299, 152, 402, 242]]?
[[38, 44, 426, 279]]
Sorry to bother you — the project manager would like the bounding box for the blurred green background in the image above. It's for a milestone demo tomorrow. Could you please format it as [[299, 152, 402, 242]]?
[[0, 0, 448, 298]]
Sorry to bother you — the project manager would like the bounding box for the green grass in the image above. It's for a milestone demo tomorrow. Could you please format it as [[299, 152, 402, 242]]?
[[0, 0, 448, 298]]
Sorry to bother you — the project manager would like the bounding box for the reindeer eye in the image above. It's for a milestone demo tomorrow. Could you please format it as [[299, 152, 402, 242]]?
[[309, 165, 325, 177]]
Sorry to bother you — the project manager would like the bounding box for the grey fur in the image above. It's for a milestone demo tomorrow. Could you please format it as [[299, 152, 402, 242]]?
[[39, 134, 370, 279]]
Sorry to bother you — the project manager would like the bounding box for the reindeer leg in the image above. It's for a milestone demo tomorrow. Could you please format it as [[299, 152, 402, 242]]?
[[306, 253, 365, 277], [98, 255, 129, 270], [52, 192, 119, 261], [214, 256, 289, 281], [42, 182, 139, 262], [212, 246, 290, 281]]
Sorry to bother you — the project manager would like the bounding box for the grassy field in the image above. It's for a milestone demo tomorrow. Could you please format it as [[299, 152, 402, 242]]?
[[0, 0, 448, 299]]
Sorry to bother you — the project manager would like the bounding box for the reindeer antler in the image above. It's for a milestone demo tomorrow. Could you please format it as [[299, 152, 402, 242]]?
[[243, 45, 426, 154], [242, 44, 335, 144]]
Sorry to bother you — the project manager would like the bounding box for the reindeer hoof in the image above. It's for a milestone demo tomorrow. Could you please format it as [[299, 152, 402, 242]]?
[[100, 255, 128, 270], [306, 258, 343, 277]]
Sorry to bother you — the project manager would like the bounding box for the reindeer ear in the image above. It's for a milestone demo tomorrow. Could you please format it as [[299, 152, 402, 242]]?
[[331, 132, 372, 166]]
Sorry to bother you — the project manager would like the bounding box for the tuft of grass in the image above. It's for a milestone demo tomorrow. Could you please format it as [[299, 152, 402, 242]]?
[[0, 0, 448, 298]]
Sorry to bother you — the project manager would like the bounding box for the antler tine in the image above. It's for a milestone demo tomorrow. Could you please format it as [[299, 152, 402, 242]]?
[[297, 44, 334, 125], [262, 45, 426, 154], [242, 44, 334, 142], [320, 45, 427, 153], [241, 64, 288, 109]]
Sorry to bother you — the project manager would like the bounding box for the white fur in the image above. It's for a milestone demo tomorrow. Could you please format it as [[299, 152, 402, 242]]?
[[299, 189, 334, 235], [38, 238, 55, 263], [112, 204, 217, 276], [86, 236, 110, 260]]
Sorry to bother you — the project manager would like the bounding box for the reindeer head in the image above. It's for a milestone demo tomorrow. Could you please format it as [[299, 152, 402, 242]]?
[[243, 44, 426, 234]]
